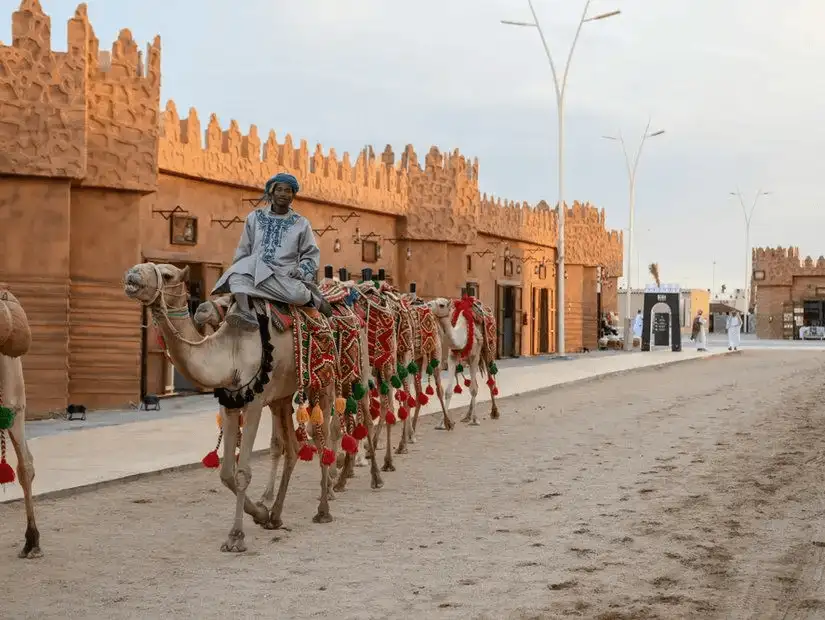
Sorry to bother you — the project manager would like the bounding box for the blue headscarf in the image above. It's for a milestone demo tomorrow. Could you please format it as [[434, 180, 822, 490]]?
[[264, 173, 300, 197]]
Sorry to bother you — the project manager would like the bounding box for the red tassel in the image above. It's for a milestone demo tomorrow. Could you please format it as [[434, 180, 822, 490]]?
[[341, 434, 358, 454], [418, 393, 429, 406], [398, 406, 409, 421], [321, 448, 337, 465], [386, 411, 397, 425], [369, 400, 381, 420], [487, 376, 495, 387], [425, 385, 435, 396], [406, 395, 416, 408], [454, 385, 463, 394], [298, 444, 316, 461], [0, 459, 15, 484], [395, 390, 405, 402], [492, 387, 499, 396], [353, 424, 369, 440], [201, 450, 220, 469], [464, 378, 471, 387], [296, 426, 308, 443], [370, 388, 378, 398]]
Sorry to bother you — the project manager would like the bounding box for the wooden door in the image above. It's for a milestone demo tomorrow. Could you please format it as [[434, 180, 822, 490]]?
[[514, 286, 523, 357], [539, 288, 550, 353], [531, 287, 538, 355], [496, 284, 505, 359]]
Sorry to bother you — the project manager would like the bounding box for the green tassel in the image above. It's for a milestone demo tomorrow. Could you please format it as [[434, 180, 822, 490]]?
[[368, 379, 376, 390], [489, 362, 498, 375], [352, 382, 366, 400], [390, 375, 402, 389], [456, 363, 464, 373], [396, 364, 408, 380], [426, 366, 434, 376], [429, 358, 440, 369], [0, 406, 15, 430], [293, 393, 302, 405], [379, 381, 390, 395], [346, 396, 358, 414], [406, 361, 419, 375]]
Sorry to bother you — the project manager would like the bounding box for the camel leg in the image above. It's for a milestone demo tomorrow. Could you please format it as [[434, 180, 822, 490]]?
[[361, 406, 384, 489], [434, 365, 451, 430], [353, 397, 368, 470], [438, 356, 456, 430], [324, 409, 343, 501], [396, 375, 411, 455], [488, 368, 500, 420], [267, 406, 299, 530], [8, 418, 40, 559], [312, 392, 334, 524], [258, 403, 287, 510], [381, 391, 396, 472], [467, 359, 481, 426], [409, 371, 423, 444], [218, 407, 268, 525], [221, 402, 263, 553]]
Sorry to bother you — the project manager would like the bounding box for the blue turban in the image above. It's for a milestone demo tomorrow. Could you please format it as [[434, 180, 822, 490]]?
[[264, 173, 300, 196]]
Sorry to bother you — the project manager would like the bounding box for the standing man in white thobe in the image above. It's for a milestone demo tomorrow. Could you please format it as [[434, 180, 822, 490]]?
[[727, 310, 742, 351], [692, 309, 708, 352], [632, 309, 643, 340]]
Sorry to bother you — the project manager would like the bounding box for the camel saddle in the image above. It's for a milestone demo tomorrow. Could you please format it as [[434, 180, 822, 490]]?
[[0, 288, 31, 358]]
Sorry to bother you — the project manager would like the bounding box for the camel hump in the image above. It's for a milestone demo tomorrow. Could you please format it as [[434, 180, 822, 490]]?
[[0, 288, 32, 358]]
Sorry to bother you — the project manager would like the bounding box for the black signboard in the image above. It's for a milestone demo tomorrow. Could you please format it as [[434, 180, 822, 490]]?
[[653, 312, 670, 346]]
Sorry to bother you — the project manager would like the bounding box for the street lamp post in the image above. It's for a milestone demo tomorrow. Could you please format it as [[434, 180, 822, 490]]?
[[730, 189, 771, 332], [603, 121, 665, 349], [502, 0, 620, 356]]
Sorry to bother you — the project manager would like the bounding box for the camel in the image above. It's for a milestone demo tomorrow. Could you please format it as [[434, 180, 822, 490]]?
[[400, 293, 448, 447], [428, 296, 500, 427], [0, 288, 41, 558], [124, 262, 340, 553], [194, 288, 383, 493]]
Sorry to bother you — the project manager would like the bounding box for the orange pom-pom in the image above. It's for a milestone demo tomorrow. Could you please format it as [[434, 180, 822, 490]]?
[[310, 404, 324, 425], [334, 397, 347, 414]]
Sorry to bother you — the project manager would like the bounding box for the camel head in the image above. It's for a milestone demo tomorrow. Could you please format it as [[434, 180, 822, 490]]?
[[123, 262, 190, 309], [428, 297, 452, 319], [193, 297, 230, 333]]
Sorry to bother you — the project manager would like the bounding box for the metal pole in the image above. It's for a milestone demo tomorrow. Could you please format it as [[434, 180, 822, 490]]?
[[732, 189, 769, 333], [712, 260, 716, 299]]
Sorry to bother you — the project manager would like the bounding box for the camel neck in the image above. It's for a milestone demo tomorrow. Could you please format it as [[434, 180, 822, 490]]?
[[441, 312, 468, 351]]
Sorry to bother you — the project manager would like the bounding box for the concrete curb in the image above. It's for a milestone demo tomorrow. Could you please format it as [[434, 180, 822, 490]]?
[[0, 349, 738, 506]]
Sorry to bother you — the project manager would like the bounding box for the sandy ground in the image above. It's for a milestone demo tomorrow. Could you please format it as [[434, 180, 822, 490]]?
[[2, 350, 825, 619]]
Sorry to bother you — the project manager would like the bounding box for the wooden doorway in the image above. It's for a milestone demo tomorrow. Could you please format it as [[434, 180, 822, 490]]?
[[531, 286, 550, 355], [496, 284, 522, 358]]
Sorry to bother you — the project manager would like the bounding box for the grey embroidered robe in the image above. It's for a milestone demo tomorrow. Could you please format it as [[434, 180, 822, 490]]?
[[212, 207, 320, 305]]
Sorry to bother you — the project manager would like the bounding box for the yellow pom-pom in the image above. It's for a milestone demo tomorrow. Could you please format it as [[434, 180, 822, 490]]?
[[216, 413, 223, 429], [334, 397, 346, 414], [310, 404, 324, 425], [296, 405, 310, 424]]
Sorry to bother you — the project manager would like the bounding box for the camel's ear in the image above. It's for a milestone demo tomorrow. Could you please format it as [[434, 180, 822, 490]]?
[[178, 265, 190, 281]]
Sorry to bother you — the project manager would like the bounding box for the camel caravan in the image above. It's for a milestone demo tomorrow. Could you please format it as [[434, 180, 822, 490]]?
[[123, 261, 501, 552]]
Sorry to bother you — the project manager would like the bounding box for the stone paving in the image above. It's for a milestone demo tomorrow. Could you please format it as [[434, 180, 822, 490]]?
[[0, 348, 735, 504]]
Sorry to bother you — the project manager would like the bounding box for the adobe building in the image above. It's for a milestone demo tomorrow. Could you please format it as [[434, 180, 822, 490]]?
[[752, 246, 825, 339], [0, 2, 623, 417]]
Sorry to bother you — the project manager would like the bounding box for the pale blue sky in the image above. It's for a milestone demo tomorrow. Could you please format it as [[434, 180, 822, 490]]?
[[19, 0, 825, 290]]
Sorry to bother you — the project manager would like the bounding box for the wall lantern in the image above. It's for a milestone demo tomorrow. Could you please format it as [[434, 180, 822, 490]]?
[[333, 238, 342, 253], [491, 259, 497, 271], [377, 243, 383, 259], [406, 247, 412, 261], [516, 263, 522, 275]]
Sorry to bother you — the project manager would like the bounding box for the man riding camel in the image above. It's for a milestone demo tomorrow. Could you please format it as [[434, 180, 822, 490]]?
[[212, 172, 333, 330]]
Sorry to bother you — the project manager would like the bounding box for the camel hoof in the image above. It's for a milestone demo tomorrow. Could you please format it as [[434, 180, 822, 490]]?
[[371, 476, 384, 490], [408, 435, 417, 444], [470, 419, 481, 427], [262, 518, 283, 530], [382, 462, 396, 472], [313, 512, 334, 524], [333, 481, 347, 493], [395, 446, 408, 455], [460, 415, 471, 423], [220, 531, 247, 553], [18, 547, 42, 559], [434, 423, 446, 431]]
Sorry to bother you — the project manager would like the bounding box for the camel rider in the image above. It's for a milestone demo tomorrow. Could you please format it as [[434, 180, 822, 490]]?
[[212, 172, 333, 330]]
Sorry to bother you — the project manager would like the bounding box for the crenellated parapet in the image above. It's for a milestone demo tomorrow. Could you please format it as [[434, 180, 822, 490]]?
[[401, 145, 479, 244], [753, 246, 825, 286], [0, 1, 160, 191], [158, 102, 409, 215]]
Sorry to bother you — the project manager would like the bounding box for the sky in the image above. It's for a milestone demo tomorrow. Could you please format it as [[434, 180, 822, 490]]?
[[17, 0, 825, 290]]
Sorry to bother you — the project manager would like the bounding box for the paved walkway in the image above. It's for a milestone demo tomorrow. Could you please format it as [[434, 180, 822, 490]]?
[[0, 348, 735, 504]]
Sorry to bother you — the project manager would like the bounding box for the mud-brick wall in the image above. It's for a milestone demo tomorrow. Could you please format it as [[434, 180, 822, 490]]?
[[0, 177, 71, 415], [69, 188, 143, 409]]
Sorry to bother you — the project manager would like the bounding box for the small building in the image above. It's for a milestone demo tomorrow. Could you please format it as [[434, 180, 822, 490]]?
[[752, 246, 825, 339]]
